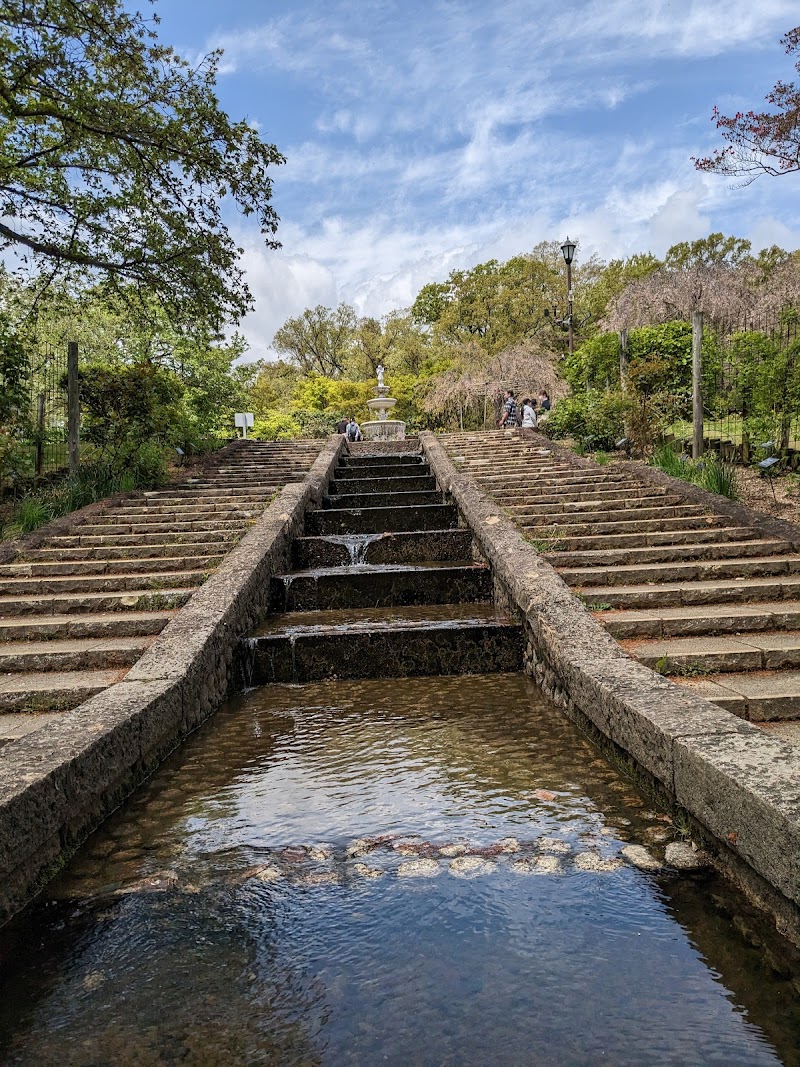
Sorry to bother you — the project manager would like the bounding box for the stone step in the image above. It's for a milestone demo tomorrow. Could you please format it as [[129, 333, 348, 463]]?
[[333, 463, 429, 480], [519, 504, 711, 526], [306, 504, 458, 536], [577, 574, 800, 610], [0, 569, 207, 597], [0, 635, 157, 673], [292, 529, 474, 569], [547, 538, 790, 569], [0, 554, 224, 578], [104, 504, 263, 518], [600, 600, 800, 639], [495, 487, 671, 507], [676, 670, 800, 722], [321, 490, 444, 510], [340, 455, 424, 467], [69, 519, 250, 536], [621, 632, 800, 674], [537, 526, 753, 552], [504, 493, 679, 516], [50, 530, 240, 548], [330, 475, 437, 495], [29, 542, 228, 561], [84, 511, 259, 528], [0, 669, 124, 713], [559, 553, 799, 588], [268, 561, 492, 613], [245, 609, 522, 683], [0, 610, 176, 642], [0, 587, 195, 617], [523, 515, 730, 538]]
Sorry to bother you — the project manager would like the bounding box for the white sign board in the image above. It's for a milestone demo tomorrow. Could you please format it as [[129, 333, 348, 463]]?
[[234, 412, 255, 438]]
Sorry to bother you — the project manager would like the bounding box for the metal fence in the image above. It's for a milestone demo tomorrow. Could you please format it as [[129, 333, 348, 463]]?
[[666, 311, 800, 464], [23, 342, 70, 478]]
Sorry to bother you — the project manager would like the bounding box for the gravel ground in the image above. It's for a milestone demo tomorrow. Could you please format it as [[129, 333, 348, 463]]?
[[734, 465, 800, 526]]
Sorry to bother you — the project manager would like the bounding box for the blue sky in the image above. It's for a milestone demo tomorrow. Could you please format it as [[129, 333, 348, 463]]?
[[154, 0, 800, 357]]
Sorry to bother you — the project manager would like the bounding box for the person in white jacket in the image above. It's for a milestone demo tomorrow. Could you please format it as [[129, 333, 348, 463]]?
[[521, 397, 538, 439]]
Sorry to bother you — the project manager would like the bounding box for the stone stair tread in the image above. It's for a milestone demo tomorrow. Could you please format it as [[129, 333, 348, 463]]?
[[0, 668, 123, 696], [0, 635, 156, 657], [548, 539, 791, 568], [760, 721, 800, 746], [559, 552, 798, 581], [621, 632, 800, 674], [579, 574, 800, 600], [256, 602, 512, 636], [676, 670, 800, 718], [0, 610, 177, 640], [277, 560, 486, 580], [0, 587, 196, 614]]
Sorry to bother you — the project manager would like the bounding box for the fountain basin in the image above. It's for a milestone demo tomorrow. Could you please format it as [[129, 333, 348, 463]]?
[[362, 418, 406, 440]]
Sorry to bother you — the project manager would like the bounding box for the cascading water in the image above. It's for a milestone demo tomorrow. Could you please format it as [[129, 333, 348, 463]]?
[[322, 532, 384, 566]]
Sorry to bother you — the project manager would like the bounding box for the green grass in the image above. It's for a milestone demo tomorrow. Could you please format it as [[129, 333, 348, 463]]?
[[0, 461, 165, 541], [650, 442, 739, 501]]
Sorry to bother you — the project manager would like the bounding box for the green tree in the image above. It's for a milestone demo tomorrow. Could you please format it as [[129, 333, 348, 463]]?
[[0, 0, 284, 326], [272, 304, 357, 377], [664, 233, 752, 270]]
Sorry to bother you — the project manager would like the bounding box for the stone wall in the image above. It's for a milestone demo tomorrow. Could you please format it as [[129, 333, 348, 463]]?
[[0, 435, 345, 923], [420, 431, 800, 946]]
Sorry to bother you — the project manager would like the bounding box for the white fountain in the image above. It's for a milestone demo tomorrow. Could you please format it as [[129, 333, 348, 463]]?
[[361, 364, 406, 441]]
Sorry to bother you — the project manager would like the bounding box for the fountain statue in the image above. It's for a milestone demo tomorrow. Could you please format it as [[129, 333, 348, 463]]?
[[362, 364, 406, 440]]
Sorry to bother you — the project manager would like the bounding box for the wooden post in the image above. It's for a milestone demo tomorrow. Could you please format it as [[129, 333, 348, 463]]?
[[619, 329, 629, 386], [692, 311, 704, 460], [67, 340, 80, 472], [35, 393, 45, 476]]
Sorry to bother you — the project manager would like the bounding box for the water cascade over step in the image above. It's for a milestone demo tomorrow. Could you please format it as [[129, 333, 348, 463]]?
[[239, 447, 524, 684]]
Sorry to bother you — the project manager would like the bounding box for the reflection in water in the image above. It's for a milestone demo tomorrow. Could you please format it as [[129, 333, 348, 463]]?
[[0, 673, 798, 1066]]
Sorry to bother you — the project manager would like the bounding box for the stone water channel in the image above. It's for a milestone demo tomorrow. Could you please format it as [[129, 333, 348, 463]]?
[[1, 449, 799, 1065]]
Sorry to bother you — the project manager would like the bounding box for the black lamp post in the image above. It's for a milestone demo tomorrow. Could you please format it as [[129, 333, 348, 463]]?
[[560, 237, 576, 355]]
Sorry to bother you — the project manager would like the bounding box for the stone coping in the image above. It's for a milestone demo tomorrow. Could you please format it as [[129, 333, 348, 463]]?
[[421, 431, 800, 945], [0, 435, 345, 924]]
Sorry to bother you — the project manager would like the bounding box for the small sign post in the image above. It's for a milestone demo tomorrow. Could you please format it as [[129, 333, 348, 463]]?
[[234, 412, 254, 439]]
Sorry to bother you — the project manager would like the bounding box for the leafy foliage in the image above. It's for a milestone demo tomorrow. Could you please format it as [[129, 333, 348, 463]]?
[[0, 0, 284, 325], [694, 27, 800, 183]]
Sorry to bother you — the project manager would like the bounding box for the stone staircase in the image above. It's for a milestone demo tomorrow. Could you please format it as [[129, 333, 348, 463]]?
[[0, 440, 322, 735], [242, 449, 523, 684], [440, 429, 800, 745]]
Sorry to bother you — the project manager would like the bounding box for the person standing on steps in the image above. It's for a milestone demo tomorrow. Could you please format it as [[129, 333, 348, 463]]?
[[346, 416, 363, 442], [497, 389, 518, 429], [537, 390, 551, 424], [336, 417, 348, 435], [520, 397, 538, 439]]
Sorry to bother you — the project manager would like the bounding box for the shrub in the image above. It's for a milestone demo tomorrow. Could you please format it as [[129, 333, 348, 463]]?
[[547, 390, 631, 451], [251, 413, 301, 440]]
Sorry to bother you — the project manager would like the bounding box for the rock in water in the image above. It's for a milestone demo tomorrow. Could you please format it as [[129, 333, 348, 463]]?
[[621, 845, 662, 872], [396, 858, 441, 878], [438, 843, 468, 858], [573, 852, 623, 873], [534, 855, 563, 874], [252, 865, 283, 883], [496, 837, 520, 854], [308, 843, 334, 862], [352, 863, 383, 879], [538, 837, 571, 855], [665, 842, 707, 870], [449, 856, 497, 879]]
